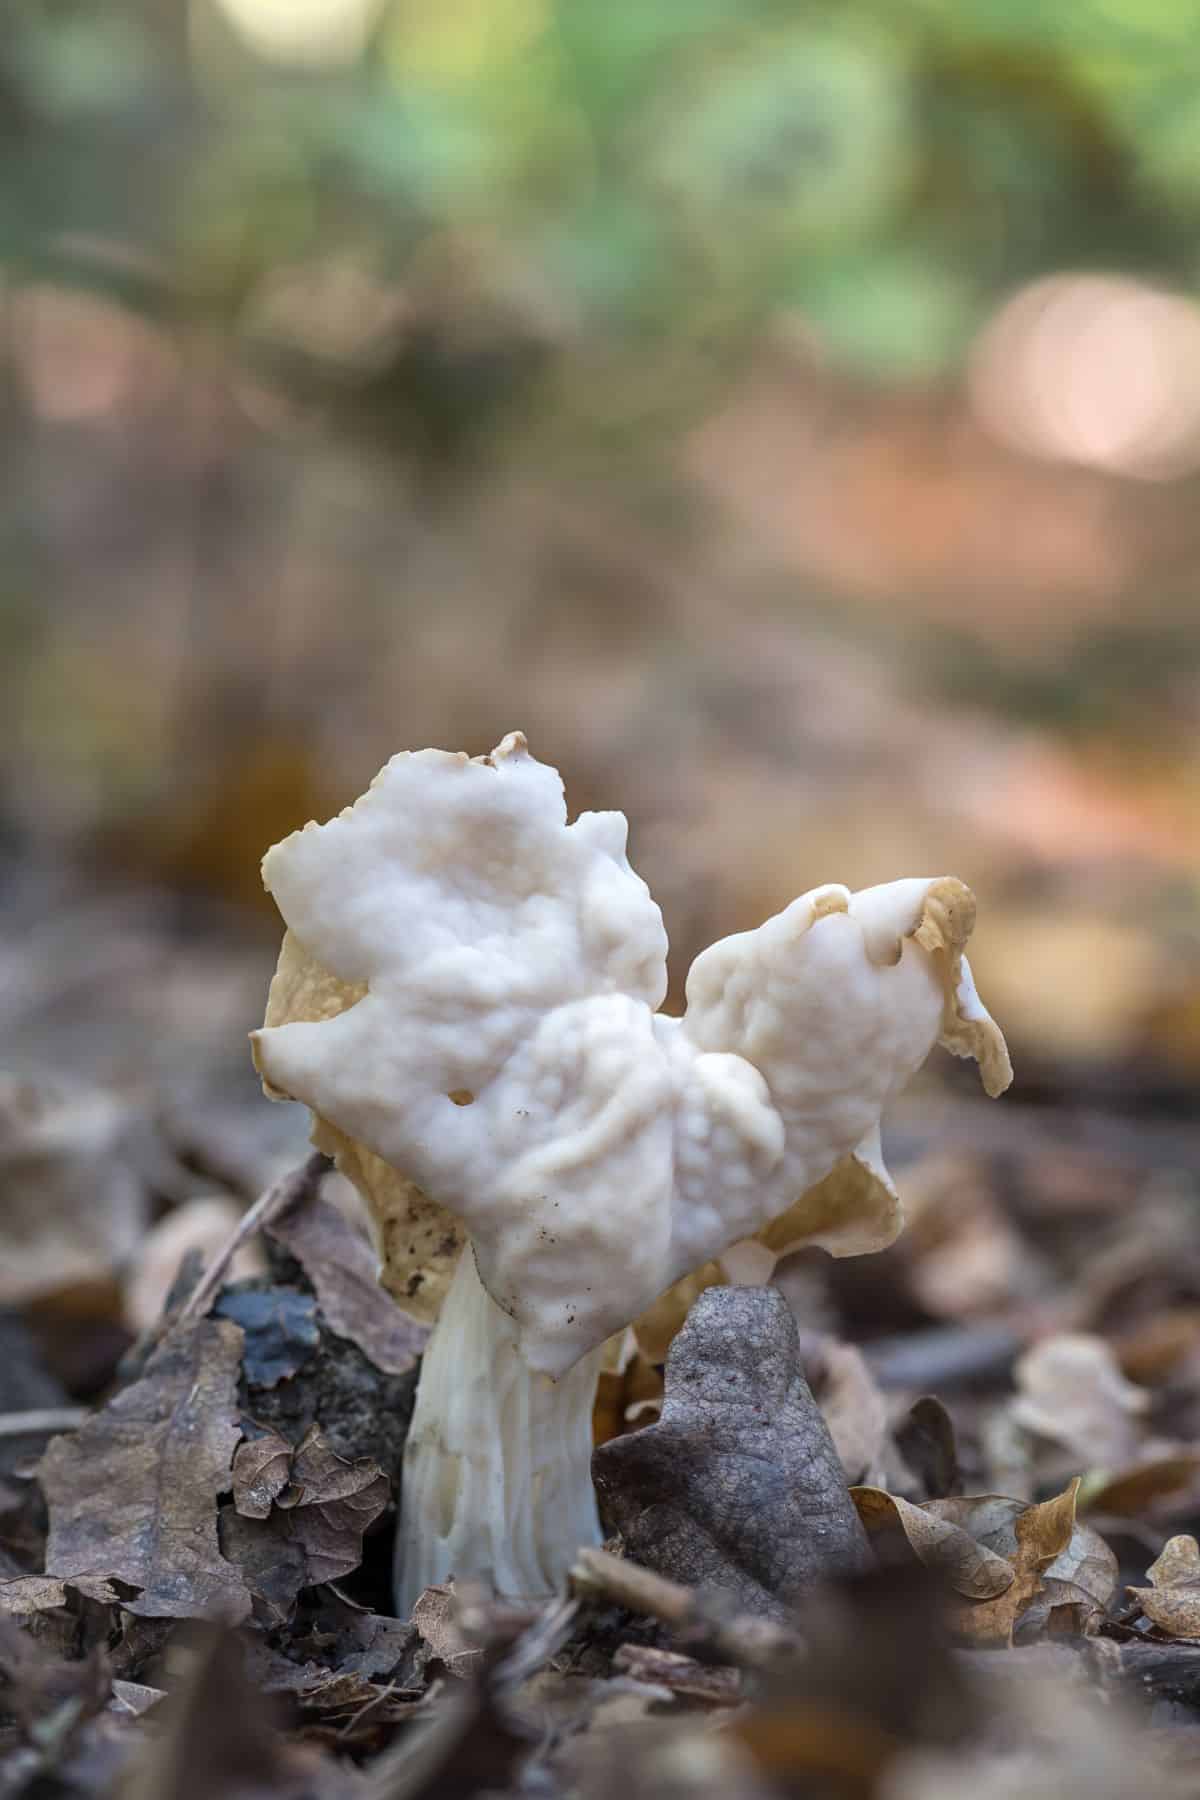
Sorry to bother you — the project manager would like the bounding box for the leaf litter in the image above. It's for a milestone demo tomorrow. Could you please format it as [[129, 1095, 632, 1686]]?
[[4, 1097, 1200, 1797]]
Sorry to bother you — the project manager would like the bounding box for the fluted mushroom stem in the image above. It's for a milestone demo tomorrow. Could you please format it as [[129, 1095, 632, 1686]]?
[[395, 1247, 604, 1618]]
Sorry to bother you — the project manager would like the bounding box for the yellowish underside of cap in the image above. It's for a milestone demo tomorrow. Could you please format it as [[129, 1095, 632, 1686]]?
[[254, 929, 465, 1327]]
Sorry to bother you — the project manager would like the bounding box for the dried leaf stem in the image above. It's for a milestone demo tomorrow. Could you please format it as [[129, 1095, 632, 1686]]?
[[175, 1149, 330, 1328], [570, 1546, 801, 1669]]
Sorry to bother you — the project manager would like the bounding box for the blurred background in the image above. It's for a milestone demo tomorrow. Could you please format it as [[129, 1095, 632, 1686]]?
[[3, 0, 1200, 1342], [8, 19, 1200, 1785]]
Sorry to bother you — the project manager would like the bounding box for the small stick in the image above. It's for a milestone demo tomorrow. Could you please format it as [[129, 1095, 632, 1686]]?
[[0, 1408, 89, 1440], [569, 1546, 801, 1670], [174, 1150, 331, 1328]]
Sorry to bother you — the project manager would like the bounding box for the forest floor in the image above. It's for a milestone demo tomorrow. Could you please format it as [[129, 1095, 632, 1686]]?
[[3, 867, 1200, 1800]]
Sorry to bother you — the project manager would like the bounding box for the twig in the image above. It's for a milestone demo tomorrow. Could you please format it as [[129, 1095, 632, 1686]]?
[[0, 1408, 89, 1440], [492, 1593, 579, 1688], [570, 1546, 802, 1671], [174, 1150, 331, 1328]]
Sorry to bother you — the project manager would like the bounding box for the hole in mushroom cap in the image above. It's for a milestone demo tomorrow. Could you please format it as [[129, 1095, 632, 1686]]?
[[447, 1089, 475, 1106]]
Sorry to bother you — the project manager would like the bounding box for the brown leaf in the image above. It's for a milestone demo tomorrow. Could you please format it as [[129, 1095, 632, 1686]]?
[[950, 1480, 1082, 1647], [220, 1425, 388, 1620], [267, 1189, 427, 1375], [1012, 1334, 1149, 1467], [1128, 1533, 1200, 1639], [1081, 1453, 1200, 1518], [231, 1431, 293, 1519], [1114, 1307, 1200, 1385], [36, 1319, 251, 1621], [894, 1395, 962, 1500], [592, 1287, 871, 1620], [851, 1488, 1015, 1599], [1019, 1519, 1118, 1639], [853, 1485, 1105, 1645]]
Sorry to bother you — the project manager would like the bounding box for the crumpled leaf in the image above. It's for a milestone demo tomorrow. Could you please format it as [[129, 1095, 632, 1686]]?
[[946, 1481, 1085, 1647], [231, 1433, 293, 1520], [1128, 1534, 1200, 1639], [1012, 1334, 1149, 1467], [852, 1489, 1015, 1599], [592, 1286, 871, 1619], [856, 1480, 1114, 1644], [220, 1424, 388, 1621], [213, 1286, 320, 1389], [36, 1319, 251, 1621], [266, 1185, 428, 1375], [1018, 1517, 1119, 1639]]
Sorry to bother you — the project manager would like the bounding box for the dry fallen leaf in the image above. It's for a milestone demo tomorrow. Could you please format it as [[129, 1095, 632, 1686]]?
[[592, 1287, 871, 1619], [266, 1187, 428, 1377], [1080, 1452, 1200, 1519], [947, 1481, 1084, 1647], [851, 1488, 1016, 1600], [231, 1432, 293, 1520], [36, 1319, 251, 1621], [1128, 1534, 1200, 1639], [220, 1424, 388, 1622], [855, 1479, 1115, 1645], [1012, 1334, 1150, 1468], [894, 1395, 962, 1500]]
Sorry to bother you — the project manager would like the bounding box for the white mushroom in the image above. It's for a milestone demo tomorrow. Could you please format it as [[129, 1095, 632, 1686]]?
[[251, 732, 1011, 1614]]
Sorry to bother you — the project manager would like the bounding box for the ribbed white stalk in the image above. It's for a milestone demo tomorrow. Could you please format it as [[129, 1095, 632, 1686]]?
[[395, 1248, 603, 1617]]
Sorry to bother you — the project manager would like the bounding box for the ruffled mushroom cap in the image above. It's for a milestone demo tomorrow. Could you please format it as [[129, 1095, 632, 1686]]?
[[252, 735, 1011, 1379], [633, 877, 1011, 1360]]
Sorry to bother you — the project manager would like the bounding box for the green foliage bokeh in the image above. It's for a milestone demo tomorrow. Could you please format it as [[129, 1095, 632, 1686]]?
[[5, 0, 1200, 450]]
